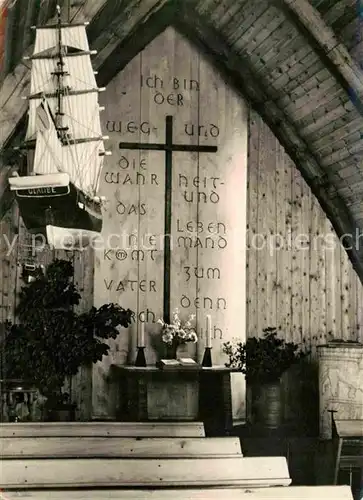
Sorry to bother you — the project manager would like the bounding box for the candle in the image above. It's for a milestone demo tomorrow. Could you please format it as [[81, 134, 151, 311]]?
[[138, 313, 145, 347], [206, 315, 212, 348]]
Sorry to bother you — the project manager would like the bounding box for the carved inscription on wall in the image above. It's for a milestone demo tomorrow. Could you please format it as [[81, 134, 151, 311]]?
[[175, 171, 228, 343], [93, 27, 247, 419]]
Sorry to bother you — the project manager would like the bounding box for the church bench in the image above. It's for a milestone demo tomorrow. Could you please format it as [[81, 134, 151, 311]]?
[[333, 418, 363, 485], [1, 456, 291, 489], [0, 421, 205, 437], [1, 436, 242, 458], [2, 486, 353, 500]]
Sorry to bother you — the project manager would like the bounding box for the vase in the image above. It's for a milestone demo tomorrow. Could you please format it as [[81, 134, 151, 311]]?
[[165, 342, 178, 359], [163, 341, 195, 360], [165, 341, 193, 359]]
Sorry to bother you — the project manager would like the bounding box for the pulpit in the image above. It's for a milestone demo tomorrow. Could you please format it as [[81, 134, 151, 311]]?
[[112, 365, 239, 436], [317, 342, 363, 439]]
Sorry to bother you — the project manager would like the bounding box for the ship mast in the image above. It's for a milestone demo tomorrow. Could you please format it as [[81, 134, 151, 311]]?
[[54, 4, 68, 143]]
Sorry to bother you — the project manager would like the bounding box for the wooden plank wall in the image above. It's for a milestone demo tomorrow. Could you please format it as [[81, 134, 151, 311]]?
[[247, 110, 363, 431], [247, 110, 363, 347], [0, 206, 93, 420]]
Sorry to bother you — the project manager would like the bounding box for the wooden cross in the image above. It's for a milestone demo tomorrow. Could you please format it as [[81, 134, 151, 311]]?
[[119, 115, 218, 323]]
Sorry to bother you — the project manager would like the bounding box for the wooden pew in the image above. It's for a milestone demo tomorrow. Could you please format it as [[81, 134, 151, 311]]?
[[2, 486, 354, 500], [1, 436, 243, 458], [333, 418, 363, 485], [1, 456, 291, 488], [0, 421, 205, 437]]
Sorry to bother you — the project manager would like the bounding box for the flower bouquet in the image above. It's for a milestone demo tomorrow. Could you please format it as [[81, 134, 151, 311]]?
[[157, 308, 197, 358]]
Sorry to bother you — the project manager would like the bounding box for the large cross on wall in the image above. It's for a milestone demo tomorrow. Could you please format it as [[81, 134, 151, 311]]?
[[93, 27, 247, 421], [119, 115, 218, 323]]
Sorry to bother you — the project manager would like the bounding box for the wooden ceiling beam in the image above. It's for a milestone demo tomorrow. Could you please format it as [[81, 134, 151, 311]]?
[[0, 164, 15, 219], [90, 0, 173, 86], [276, 0, 363, 117], [174, 6, 363, 285], [97, 1, 177, 87]]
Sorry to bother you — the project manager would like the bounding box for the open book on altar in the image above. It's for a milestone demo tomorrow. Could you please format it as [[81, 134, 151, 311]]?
[[156, 358, 201, 370]]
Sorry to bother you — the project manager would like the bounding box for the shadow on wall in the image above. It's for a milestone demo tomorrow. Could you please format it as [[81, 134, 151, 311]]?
[[283, 359, 319, 436]]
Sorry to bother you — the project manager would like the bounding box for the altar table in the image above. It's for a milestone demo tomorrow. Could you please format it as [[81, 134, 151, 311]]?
[[112, 365, 239, 436]]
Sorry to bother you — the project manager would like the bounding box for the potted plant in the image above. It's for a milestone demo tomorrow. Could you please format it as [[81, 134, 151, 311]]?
[[157, 308, 198, 359], [223, 327, 306, 429], [3, 259, 134, 421]]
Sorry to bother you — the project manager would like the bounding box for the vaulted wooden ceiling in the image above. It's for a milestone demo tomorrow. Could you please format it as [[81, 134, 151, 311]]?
[[1, 0, 363, 281]]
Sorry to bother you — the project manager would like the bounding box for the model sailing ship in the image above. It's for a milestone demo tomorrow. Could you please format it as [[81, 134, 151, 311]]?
[[8, 5, 109, 249]]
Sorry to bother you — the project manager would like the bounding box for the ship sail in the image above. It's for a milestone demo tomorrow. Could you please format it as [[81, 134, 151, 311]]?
[[8, 5, 109, 250], [33, 24, 90, 54]]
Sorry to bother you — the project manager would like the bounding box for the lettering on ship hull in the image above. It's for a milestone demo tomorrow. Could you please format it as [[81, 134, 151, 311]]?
[[16, 185, 70, 198]]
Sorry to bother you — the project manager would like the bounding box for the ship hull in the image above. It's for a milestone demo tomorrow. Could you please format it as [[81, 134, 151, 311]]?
[[15, 182, 102, 250]]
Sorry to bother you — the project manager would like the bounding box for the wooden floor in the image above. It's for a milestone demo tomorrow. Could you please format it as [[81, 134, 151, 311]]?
[[232, 425, 362, 500]]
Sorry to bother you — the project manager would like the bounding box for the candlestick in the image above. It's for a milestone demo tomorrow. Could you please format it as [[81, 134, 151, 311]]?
[[202, 347, 213, 367], [206, 315, 212, 348], [135, 347, 146, 367], [138, 313, 145, 347]]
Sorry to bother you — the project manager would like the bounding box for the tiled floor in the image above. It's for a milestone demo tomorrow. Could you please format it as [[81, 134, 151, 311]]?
[[232, 424, 362, 500]]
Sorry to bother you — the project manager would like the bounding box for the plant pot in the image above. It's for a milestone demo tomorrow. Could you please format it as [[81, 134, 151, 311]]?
[[164, 342, 195, 359], [45, 403, 76, 422], [250, 380, 283, 429]]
